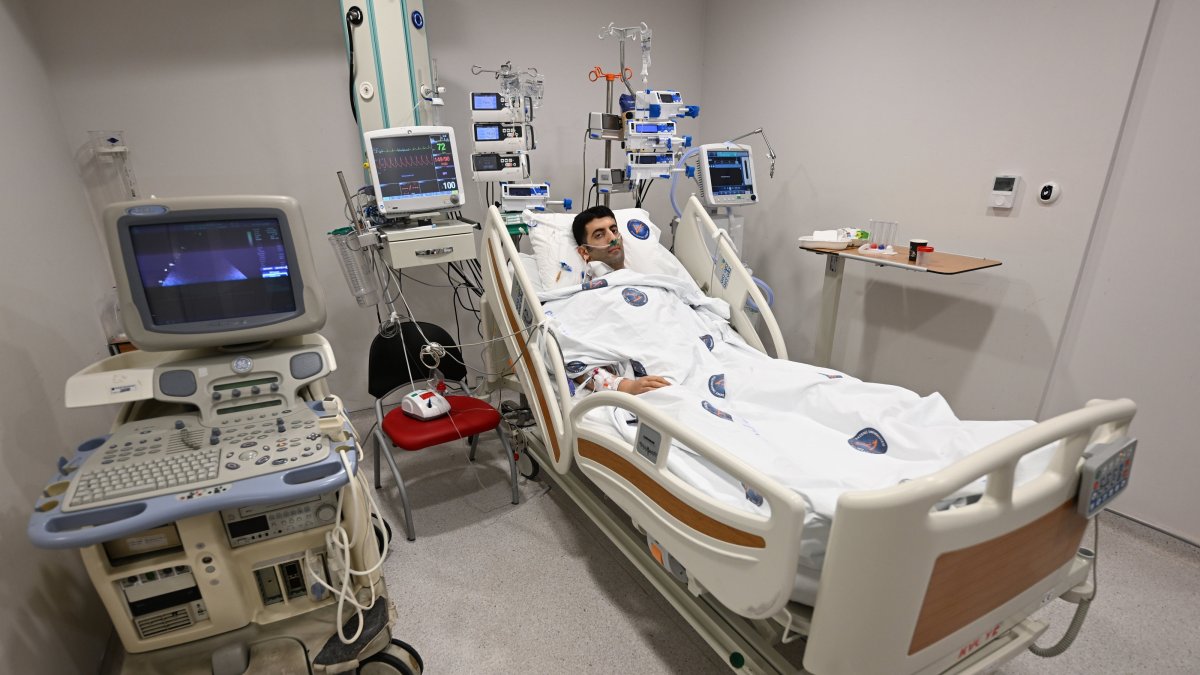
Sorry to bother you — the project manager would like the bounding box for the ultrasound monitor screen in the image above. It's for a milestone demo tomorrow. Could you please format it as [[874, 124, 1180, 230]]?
[[128, 219, 296, 326], [370, 133, 459, 202]]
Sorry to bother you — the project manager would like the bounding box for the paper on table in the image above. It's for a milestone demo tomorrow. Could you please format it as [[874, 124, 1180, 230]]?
[[811, 229, 841, 241]]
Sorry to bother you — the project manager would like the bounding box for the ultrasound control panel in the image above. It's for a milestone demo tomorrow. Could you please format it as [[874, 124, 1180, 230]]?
[[62, 406, 331, 513]]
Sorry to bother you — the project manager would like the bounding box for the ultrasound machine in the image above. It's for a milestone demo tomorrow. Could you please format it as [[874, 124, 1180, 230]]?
[[27, 196, 417, 674]]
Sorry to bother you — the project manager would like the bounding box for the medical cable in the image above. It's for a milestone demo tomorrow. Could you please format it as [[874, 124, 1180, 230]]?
[[1028, 517, 1100, 657], [305, 430, 393, 644], [580, 127, 591, 208], [669, 146, 702, 217], [344, 7, 363, 123], [393, 282, 549, 378]]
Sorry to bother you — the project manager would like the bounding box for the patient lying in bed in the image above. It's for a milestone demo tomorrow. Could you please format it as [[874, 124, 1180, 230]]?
[[541, 207, 1055, 601]]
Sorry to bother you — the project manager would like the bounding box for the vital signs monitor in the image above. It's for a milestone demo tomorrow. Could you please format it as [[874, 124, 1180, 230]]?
[[364, 126, 465, 216], [698, 143, 758, 207]]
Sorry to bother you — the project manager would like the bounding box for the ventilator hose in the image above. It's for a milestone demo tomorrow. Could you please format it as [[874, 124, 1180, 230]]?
[[1028, 597, 1092, 657]]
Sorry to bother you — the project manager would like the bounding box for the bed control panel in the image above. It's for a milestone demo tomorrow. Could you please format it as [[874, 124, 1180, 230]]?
[[1078, 437, 1137, 518]]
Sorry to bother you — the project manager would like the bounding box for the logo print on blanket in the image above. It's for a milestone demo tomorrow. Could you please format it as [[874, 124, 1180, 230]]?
[[700, 334, 714, 350], [848, 428, 888, 454], [581, 278, 608, 291], [708, 374, 726, 398], [622, 287, 649, 306], [702, 400, 733, 421], [626, 219, 651, 240], [566, 361, 588, 375], [820, 373, 843, 379], [630, 360, 647, 378]]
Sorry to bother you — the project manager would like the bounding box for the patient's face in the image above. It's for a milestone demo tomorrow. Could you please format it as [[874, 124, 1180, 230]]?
[[579, 216, 625, 270]]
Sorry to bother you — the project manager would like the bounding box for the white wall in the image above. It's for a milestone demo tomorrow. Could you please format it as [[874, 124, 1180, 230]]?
[[1042, 0, 1199, 542], [698, 0, 1156, 420], [0, 1, 120, 671]]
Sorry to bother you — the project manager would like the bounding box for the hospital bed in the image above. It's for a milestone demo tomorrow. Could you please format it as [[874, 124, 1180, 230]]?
[[476, 195, 1136, 674]]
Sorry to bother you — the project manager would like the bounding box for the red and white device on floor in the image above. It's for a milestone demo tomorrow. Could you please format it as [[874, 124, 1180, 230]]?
[[401, 389, 451, 420]]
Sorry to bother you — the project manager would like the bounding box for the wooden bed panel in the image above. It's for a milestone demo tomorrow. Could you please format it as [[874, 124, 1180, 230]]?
[[909, 499, 1087, 654], [579, 439, 766, 549], [487, 245, 561, 462]]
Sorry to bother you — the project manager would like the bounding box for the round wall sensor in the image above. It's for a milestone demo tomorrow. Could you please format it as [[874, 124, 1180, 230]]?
[[1038, 182, 1061, 204], [358, 81, 375, 101]]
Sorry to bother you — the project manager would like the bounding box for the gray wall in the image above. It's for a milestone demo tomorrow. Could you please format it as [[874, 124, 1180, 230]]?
[[1042, 0, 1199, 542], [697, 0, 1156, 420], [0, 1, 121, 671]]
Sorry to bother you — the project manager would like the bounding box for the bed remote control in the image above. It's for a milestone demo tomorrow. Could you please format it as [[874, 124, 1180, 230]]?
[[1078, 437, 1136, 518]]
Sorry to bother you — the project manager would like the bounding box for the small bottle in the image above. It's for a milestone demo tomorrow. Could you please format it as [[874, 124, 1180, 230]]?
[[916, 246, 935, 266]]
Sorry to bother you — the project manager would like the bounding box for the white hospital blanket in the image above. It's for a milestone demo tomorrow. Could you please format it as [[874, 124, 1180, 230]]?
[[541, 269, 1055, 603]]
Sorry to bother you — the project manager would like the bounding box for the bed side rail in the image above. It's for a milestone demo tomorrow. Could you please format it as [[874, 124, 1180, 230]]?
[[478, 206, 575, 474], [674, 195, 787, 359], [804, 398, 1137, 675], [571, 391, 809, 620]]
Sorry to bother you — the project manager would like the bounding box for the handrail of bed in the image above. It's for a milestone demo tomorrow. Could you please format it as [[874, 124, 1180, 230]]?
[[674, 195, 788, 360], [570, 389, 810, 619], [480, 206, 578, 473], [804, 397, 1137, 675]]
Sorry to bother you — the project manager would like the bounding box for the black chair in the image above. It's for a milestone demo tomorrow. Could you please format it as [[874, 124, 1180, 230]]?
[[368, 321, 518, 541]]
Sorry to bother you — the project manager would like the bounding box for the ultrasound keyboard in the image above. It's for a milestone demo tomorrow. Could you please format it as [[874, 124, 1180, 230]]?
[[63, 407, 331, 512]]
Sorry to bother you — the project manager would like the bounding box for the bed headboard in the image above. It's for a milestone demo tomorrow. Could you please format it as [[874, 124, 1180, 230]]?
[[803, 398, 1136, 675], [674, 196, 788, 360]]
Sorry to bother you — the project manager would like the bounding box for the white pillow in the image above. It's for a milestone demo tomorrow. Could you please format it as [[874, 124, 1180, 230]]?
[[527, 208, 679, 290]]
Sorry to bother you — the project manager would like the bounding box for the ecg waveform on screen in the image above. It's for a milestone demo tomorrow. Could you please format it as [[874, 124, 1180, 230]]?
[[375, 152, 441, 170]]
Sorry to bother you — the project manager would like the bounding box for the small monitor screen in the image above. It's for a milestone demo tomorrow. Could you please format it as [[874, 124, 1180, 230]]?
[[128, 218, 296, 326], [370, 133, 459, 203], [633, 123, 662, 134], [707, 150, 754, 196], [475, 124, 501, 141], [473, 154, 500, 172], [507, 186, 534, 197], [472, 93, 501, 110], [993, 176, 1016, 191], [633, 154, 667, 165], [658, 92, 675, 103]]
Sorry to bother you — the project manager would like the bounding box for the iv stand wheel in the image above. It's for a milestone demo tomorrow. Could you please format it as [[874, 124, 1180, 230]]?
[[517, 451, 540, 480], [372, 514, 393, 556], [357, 638, 424, 675]]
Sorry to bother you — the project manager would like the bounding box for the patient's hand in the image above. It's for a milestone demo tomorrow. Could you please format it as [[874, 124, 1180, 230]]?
[[619, 375, 671, 395]]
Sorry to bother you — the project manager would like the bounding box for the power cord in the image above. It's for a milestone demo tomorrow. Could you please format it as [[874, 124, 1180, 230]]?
[[302, 411, 392, 645], [1028, 515, 1100, 657]]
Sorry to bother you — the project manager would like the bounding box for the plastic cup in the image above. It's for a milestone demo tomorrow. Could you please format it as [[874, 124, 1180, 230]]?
[[916, 246, 934, 266]]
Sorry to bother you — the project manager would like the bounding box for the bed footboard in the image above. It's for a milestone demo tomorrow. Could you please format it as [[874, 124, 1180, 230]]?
[[803, 398, 1137, 675], [571, 392, 809, 620]]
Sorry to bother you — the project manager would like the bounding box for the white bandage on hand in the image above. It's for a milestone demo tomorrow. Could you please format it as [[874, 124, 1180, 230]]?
[[590, 367, 624, 392]]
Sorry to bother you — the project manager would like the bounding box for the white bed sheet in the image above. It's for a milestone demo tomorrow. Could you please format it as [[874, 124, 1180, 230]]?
[[539, 268, 1056, 606]]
